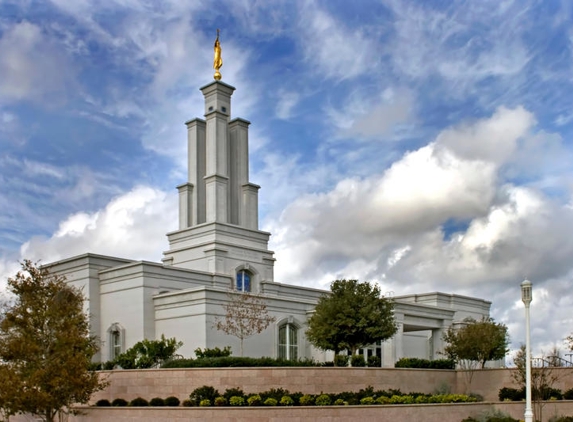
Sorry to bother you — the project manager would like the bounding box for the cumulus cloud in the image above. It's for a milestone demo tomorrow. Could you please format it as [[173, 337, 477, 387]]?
[[19, 186, 177, 264], [268, 105, 573, 353]]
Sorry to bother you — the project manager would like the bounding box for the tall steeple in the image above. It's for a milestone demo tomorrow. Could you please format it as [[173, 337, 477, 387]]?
[[162, 32, 274, 289]]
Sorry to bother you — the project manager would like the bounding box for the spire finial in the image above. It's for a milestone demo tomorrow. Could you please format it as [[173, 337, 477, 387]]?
[[213, 29, 222, 81]]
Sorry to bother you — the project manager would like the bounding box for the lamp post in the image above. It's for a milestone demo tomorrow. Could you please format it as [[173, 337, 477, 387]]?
[[521, 279, 533, 422]]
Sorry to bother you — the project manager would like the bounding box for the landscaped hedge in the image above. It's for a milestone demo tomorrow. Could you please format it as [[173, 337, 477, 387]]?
[[498, 386, 563, 401], [107, 385, 479, 407], [394, 357, 455, 369], [161, 356, 320, 368]]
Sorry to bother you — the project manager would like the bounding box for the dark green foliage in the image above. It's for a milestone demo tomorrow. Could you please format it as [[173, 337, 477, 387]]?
[[564, 388, 573, 400], [334, 354, 349, 367], [223, 387, 246, 400], [351, 355, 366, 367], [129, 397, 149, 406], [443, 317, 509, 368], [111, 398, 128, 407], [306, 279, 397, 356], [162, 356, 319, 368], [552, 417, 573, 422], [259, 388, 290, 401], [395, 357, 455, 369], [149, 397, 165, 406], [189, 385, 219, 406], [95, 399, 111, 406], [214, 396, 227, 406], [367, 355, 381, 367], [113, 335, 182, 369], [164, 396, 180, 406], [182, 399, 192, 407], [194, 346, 232, 358], [315, 394, 332, 406]]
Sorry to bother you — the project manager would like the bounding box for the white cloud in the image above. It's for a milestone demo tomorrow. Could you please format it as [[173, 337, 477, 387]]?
[[20, 186, 177, 263], [0, 21, 72, 104], [275, 90, 300, 120], [298, 2, 377, 81]]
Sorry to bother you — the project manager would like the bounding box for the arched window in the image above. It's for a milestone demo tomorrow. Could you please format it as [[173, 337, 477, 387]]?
[[278, 323, 298, 360], [107, 323, 125, 360], [236, 269, 251, 292]]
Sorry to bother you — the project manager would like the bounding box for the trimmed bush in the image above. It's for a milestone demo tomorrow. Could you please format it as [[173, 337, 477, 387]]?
[[394, 357, 455, 369], [129, 397, 149, 407], [164, 396, 180, 406], [264, 397, 278, 406], [95, 399, 111, 406], [334, 354, 349, 367], [280, 395, 294, 406], [351, 355, 366, 367], [149, 397, 165, 406], [247, 395, 262, 406], [194, 346, 232, 358], [182, 399, 192, 407], [334, 398, 347, 405], [299, 394, 314, 406], [162, 356, 318, 368], [498, 387, 525, 402], [229, 396, 245, 406], [564, 388, 573, 400], [360, 397, 375, 405], [214, 396, 227, 406], [189, 385, 219, 406], [223, 387, 246, 401], [315, 394, 332, 406], [199, 399, 211, 407], [111, 398, 128, 407], [367, 355, 381, 367]]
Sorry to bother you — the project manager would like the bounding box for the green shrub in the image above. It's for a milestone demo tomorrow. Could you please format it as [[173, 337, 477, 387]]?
[[223, 387, 246, 400], [334, 354, 349, 367], [351, 355, 366, 367], [111, 398, 128, 407], [264, 397, 278, 406], [376, 396, 391, 404], [129, 397, 149, 407], [229, 396, 245, 406], [199, 399, 211, 407], [394, 357, 455, 369], [367, 355, 381, 367], [334, 398, 347, 405], [162, 356, 318, 368], [564, 388, 573, 400], [95, 399, 111, 406], [247, 395, 262, 406], [214, 396, 227, 406], [149, 397, 165, 406], [360, 397, 375, 405], [299, 394, 314, 406], [280, 395, 294, 406], [259, 387, 291, 401], [194, 346, 232, 358], [114, 335, 182, 369], [550, 417, 573, 422], [182, 399, 192, 407], [498, 387, 524, 401], [164, 396, 180, 406], [189, 385, 219, 406], [315, 394, 332, 406]]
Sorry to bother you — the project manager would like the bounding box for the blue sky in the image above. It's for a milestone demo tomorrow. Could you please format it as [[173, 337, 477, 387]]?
[[1, 0, 573, 359]]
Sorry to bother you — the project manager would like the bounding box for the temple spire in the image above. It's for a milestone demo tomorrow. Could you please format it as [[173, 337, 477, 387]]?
[[213, 29, 222, 81]]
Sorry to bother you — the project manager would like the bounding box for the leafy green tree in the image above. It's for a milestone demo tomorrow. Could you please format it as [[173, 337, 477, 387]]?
[[113, 335, 182, 369], [0, 260, 107, 422], [306, 279, 396, 360], [442, 317, 509, 369]]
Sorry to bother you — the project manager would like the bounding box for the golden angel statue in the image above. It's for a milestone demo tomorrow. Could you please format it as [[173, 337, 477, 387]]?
[[213, 29, 222, 80]]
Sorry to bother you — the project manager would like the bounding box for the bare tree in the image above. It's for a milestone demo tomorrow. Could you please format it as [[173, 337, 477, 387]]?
[[214, 291, 276, 356], [513, 345, 563, 422]]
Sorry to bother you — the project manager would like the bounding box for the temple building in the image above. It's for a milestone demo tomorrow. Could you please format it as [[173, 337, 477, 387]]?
[[46, 56, 491, 366]]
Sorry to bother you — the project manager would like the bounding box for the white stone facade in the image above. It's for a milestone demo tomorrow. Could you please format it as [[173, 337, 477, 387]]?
[[45, 80, 492, 366]]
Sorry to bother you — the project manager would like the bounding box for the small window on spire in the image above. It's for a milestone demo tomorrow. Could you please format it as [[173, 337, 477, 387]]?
[[236, 270, 251, 292]]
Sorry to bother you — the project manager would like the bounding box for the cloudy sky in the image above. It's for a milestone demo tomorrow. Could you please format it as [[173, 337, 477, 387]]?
[[1, 0, 573, 360]]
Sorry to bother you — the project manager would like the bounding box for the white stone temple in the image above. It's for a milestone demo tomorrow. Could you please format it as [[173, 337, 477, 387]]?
[[46, 78, 492, 366]]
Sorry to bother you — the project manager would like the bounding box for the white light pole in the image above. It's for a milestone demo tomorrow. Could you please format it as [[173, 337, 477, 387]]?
[[521, 279, 533, 422]]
